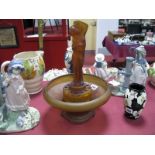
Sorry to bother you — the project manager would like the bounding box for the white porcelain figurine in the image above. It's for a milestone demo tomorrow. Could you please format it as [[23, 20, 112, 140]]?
[[93, 53, 110, 80], [0, 60, 40, 133], [130, 45, 149, 86], [64, 40, 73, 73], [4, 60, 30, 111]]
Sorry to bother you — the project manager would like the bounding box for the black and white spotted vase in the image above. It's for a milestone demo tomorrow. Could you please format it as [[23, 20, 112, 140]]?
[[124, 83, 147, 119]]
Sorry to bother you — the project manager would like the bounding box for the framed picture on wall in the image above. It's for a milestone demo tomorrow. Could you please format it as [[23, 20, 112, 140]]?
[[0, 26, 18, 48]]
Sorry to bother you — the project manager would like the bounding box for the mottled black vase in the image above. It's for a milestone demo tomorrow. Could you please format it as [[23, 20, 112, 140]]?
[[124, 83, 147, 119]]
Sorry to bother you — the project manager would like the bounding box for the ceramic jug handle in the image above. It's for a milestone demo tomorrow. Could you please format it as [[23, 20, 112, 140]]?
[[1, 61, 11, 74]]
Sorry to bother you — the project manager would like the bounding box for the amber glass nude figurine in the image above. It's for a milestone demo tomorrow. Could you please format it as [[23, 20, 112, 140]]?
[[70, 21, 88, 86], [63, 21, 92, 102]]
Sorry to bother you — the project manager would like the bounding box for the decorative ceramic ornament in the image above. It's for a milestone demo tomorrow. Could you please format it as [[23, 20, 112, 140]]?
[[124, 83, 147, 119], [130, 62, 148, 86], [147, 63, 155, 86], [0, 73, 5, 105], [93, 53, 110, 80], [0, 61, 40, 133], [64, 40, 73, 73], [3, 60, 30, 111], [110, 57, 134, 96], [130, 45, 149, 86], [112, 46, 149, 96], [1, 51, 45, 94]]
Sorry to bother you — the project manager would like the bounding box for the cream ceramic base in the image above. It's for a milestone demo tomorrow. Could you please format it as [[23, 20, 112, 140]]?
[[111, 90, 124, 96], [29, 88, 42, 95], [0, 106, 40, 133], [109, 84, 124, 96]]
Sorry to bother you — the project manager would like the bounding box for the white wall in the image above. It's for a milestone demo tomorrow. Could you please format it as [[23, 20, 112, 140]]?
[[96, 19, 119, 52]]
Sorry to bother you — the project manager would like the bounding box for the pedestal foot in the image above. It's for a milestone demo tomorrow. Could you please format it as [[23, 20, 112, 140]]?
[[61, 111, 95, 123]]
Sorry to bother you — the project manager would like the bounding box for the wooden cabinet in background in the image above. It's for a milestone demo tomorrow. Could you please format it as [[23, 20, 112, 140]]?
[[0, 19, 69, 70]]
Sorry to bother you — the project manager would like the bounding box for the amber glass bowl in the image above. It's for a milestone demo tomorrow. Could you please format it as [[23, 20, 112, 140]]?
[[43, 74, 111, 112]]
